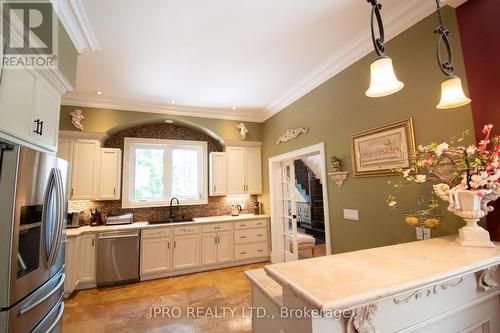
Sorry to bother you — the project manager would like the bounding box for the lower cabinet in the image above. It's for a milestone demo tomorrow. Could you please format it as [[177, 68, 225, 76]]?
[[173, 234, 201, 270], [141, 229, 171, 276], [64, 234, 96, 295], [201, 230, 233, 265]]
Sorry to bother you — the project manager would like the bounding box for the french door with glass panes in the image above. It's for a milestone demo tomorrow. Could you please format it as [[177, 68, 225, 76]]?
[[281, 160, 298, 262]]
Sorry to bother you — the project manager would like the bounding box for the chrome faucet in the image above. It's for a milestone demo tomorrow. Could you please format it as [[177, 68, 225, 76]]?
[[169, 197, 180, 219]]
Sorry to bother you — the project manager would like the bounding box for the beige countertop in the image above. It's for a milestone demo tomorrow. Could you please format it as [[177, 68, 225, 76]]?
[[64, 214, 270, 237], [245, 268, 283, 306], [263, 237, 500, 311]]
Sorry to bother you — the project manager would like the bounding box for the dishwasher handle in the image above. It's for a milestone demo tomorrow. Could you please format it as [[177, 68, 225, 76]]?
[[97, 233, 139, 240]]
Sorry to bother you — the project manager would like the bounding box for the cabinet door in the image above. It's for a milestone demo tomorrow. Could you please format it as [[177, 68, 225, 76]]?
[[201, 232, 217, 266], [78, 234, 96, 285], [217, 231, 233, 263], [64, 237, 77, 294], [209, 152, 227, 196], [57, 139, 74, 200], [141, 237, 171, 275], [227, 147, 246, 194], [71, 140, 99, 200], [173, 234, 200, 270], [33, 80, 60, 150], [0, 68, 36, 142], [96, 148, 121, 200], [245, 147, 262, 194]]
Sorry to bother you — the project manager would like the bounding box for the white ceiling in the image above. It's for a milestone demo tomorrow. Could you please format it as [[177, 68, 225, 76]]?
[[63, 0, 463, 122]]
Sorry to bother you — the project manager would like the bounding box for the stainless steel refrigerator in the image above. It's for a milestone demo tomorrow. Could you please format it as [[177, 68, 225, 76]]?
[[0, 141, 67, 333]]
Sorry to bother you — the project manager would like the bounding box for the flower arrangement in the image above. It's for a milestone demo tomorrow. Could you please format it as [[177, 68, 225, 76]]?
[[387, 125, 500, 210]]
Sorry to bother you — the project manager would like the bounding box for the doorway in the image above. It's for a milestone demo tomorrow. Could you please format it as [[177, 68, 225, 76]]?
[[269, 143, 332, 263]]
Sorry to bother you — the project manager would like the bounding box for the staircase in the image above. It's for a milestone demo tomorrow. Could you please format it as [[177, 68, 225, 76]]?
[[294, 160, 325, 241]]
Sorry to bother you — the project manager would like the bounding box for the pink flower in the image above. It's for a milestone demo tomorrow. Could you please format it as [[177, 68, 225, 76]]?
[[482, 124, 493, 135], [422, 159, 432, 168]]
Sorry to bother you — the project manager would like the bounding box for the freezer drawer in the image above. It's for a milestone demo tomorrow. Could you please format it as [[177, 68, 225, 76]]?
[[96, 231, 140, 287]]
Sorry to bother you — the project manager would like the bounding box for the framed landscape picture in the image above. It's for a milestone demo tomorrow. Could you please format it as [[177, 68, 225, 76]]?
[[351, 118, 416, 177]]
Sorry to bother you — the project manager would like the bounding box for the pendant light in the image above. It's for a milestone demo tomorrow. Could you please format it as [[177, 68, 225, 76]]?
[[366, 0, 404, 98], [434, 0, 471, 109]]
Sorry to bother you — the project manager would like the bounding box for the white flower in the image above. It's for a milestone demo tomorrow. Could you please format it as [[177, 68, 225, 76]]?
[[418, 145, 426, 152], [466, 145, 477, 156], [402, 169, 412, 178], [435, 142, 449, 157], [415, 175, 427, 183], [470, 173, 488, 189]]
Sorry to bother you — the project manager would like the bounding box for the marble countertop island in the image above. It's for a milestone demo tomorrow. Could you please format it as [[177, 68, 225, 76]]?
[[264, 237, 500, 311]]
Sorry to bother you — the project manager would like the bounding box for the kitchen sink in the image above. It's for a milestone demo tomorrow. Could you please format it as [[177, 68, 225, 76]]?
[[148, 218, 194, 225]]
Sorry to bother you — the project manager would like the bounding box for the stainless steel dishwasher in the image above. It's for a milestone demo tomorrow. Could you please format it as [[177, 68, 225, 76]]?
[[96, 230, 140, 287]]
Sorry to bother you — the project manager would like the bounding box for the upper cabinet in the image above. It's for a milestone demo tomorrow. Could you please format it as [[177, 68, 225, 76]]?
[[0, 67, 66, 152], [96, 148, 122, 200], [58, 136, 122, 201], [209, 152, 227, 196], [210, 142, 262, 196]]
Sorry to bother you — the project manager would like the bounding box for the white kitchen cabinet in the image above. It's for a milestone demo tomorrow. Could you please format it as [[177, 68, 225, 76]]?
[[0, 67, 65, 152], [71, 140, 99, 200], [77, 234, 96, 286], [0, 68, 37, 143], [63, 236, 77, 295], [96, 148, 121, 200], [226, 144, 262, 195], [32, 80, 61, 150], [173, 234, 201, 270], [245, 147, 262, 194], [209, 152, 227, 196], [227, 147, 246, 194], [141, 236, 171, 276], [217, 230, 233, 263], [202, 232, 218, 265], [57, 139, 74, 200]]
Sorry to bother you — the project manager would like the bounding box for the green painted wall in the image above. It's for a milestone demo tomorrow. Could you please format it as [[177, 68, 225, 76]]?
[[260, 7, 476, 254], [58, 21, 78, 87], [59, 105, 262, 142]]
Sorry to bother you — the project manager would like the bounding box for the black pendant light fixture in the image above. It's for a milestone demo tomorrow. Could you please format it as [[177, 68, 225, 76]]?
[[365, 0, 404, 98], [434, 0, 471, 109]]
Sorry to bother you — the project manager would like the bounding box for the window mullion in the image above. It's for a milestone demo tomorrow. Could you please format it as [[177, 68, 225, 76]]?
[[165, 145, 172, 201]]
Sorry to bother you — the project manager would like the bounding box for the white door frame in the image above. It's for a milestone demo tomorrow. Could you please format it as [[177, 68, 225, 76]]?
[[269, 143, 332, 263]]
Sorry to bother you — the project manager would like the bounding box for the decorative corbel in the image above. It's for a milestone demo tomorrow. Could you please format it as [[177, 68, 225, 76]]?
[[478, 265, 499, 291], [346, 304, 377, 333], [329, 172, 349, 189]]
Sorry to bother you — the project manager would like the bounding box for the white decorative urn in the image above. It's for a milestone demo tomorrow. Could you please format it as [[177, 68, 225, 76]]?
[[434, 184, 499, 248]]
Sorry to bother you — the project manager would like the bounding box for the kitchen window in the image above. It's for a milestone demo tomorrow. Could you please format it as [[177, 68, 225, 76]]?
[[122, 138, 208, 208]]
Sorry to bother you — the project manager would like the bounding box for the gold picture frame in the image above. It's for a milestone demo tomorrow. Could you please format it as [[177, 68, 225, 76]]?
[[351, 118, 416, 177]]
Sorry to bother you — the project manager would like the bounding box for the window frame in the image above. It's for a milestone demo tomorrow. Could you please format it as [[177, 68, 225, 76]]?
[[122, 137, 208, 208]]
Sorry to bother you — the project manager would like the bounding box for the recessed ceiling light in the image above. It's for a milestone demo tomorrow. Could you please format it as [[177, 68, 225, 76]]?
[[165, 120, 174, 124], [96, 91, 102, 95], [171, 99, 176, 104], [232, 106, 237, 110]]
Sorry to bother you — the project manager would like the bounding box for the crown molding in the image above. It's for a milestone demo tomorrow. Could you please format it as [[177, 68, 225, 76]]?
[[62, 93, 263, 122], [52, 0, 99, 53], [261, 0, 456, 122]]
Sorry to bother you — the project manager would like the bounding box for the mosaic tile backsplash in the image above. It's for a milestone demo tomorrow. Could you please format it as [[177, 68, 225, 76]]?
[[67, 122, 259, 225]]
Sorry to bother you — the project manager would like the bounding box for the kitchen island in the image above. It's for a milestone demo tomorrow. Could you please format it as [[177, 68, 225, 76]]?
[[246, 237, 500, 333]]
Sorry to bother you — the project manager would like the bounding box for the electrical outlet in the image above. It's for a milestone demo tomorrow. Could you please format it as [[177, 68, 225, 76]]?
[[343, 209, 359, 221]]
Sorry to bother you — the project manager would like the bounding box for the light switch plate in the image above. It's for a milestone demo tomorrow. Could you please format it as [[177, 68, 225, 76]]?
[[343, 209, 359, 221]]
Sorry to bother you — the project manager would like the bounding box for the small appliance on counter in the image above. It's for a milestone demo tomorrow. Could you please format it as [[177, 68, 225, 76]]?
[[231, 205, 242, 216], [67, 212, 82, 228], [253, 202, 263, 215], [90, 209, 103, 226], [105, 213, 134, 226]]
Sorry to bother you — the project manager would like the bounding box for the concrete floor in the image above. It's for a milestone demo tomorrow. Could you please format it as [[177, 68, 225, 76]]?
[[63, 263, 267, 333]]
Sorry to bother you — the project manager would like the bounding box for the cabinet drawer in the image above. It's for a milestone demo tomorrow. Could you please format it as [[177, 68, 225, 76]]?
[[234, 228, 268, 244], [202, 223, 232, 233], [234, 219, 268, 230], [234, 242, 269, 260], [143, 228, 171, 239], [174, 225, 200, 235]]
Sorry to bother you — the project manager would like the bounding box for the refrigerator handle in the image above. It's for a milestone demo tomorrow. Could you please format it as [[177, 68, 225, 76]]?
[[47, 169, 65, 268], [18, 273, 65, 316]]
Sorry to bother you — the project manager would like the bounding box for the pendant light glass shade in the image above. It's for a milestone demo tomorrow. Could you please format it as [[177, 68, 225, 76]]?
[[366, 56, 404, 98], [436, 75, 471, 109]]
